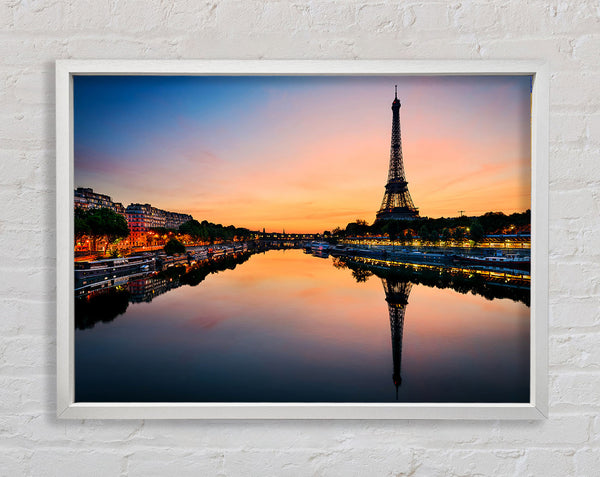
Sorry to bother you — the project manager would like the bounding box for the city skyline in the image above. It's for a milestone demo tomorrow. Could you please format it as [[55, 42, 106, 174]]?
[[74, 75, 532, 234]]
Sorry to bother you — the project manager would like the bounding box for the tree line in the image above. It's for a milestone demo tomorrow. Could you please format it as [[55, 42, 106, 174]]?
[[75, 208, 129, 251], [177, 219, 252, 243], [330, 210, 530, 244]]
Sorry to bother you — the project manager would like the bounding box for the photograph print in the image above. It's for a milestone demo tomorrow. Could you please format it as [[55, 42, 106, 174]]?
[[73, 74, 532, 404]]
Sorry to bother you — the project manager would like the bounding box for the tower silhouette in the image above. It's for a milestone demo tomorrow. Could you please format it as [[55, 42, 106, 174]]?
[[381, 277, 413, 399], [376, 87, 419, 221]]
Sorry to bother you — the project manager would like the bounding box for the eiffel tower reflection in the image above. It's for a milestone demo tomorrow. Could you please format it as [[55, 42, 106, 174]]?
[[381, 278, 413, 400]]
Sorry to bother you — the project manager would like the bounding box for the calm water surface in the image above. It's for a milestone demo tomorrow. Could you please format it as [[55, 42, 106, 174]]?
[[75, 249, 530, 403]]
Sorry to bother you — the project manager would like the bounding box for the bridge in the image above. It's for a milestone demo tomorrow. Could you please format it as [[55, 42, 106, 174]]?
[[256, 233, 318, 248]]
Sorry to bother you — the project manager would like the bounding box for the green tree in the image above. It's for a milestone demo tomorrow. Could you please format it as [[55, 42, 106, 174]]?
[[418, 224, 430, 244], [179, 219, 203, 238], [345, 219, 370, 237], [441, 228, 452, 242], [385, 220, 400, 250], [453, 227, 465, 241], [86, 208, 129, 241], [469, 219, 485, 243], [75, 207, 129, 252], [164, 237, 186, 255], [74, 207, 91, 240], [235, 227, 251, 241], [351, 268, 373, 283]]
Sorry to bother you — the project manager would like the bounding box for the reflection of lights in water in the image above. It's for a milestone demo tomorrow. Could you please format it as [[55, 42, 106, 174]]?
[[345, 255, 529, 282]]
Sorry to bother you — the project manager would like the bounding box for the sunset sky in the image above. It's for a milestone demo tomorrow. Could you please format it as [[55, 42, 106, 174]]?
[[74, 75, 531, 233]]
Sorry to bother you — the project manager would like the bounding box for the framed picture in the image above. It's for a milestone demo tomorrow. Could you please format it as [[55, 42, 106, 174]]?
[[56, 60, 548, 419]]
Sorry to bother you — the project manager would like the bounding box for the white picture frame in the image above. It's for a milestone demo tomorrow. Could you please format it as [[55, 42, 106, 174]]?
[[56, 59, 549, 419]]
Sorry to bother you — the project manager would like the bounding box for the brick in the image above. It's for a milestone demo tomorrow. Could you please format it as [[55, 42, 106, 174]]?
[[587, 113, 600, 145], [552, 72, 600, 108], [64, 1, 114, 31], [550, 333, 600, 368], [582, 226, 600, 256], [11, 69, 54, 105], [0, 106, 50, 148], [0, 38, 68, 66], [409, 3, 453, 32], [550, 297, 600, 328], [221, 447, 415, 477], [543, 2, 600, 35], [414, 448, 523, 477], [2, 298, 50, 336], [65, 37, 178, 59], [0, 1, 14, 28], [308, 2, 357, 32], [12, 0, 65, 31], [127, 449, 224, 477], [520, 449, 577, 476], [0, 376, 45, 414], [107, 0, 165, 33], [353, 36, 483, 59], [0, 449, 32, 477], [572, 34, 600, 66], [356, 3, 403, 33], [550, 189, 599, 220], [550, 112, 587, 144], [0, 150, 50, 189], [575, 447, 600, 476], [452, 2, 503, 36], [0, 336, 55, 376], [479, 37, 577, 68], [549, 261, 600, 298], [62, 420, 148, 446], [30, 450, 122, 477], [161, 2, 218, 32], [551, 373, 600, 408], [592, 416, 600, 445], [549, 145, 600, 186], [549, 222, 582, 257], [0, 187, 55, 228], [216, 1, 313, 36]]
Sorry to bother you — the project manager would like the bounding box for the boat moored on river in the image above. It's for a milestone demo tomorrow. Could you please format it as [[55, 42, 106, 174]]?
[[460, 252, 530, 271], [75, 255, 156, 282], [310, 241, 330, 252]]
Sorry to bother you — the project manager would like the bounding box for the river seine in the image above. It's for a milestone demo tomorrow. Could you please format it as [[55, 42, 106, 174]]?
[[75, 248, 530, 403]]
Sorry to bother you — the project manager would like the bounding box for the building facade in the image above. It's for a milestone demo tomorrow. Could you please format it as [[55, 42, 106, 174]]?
[[74, 187, 125, 215], [75, 188, 194, 249], [164, 210, 193, 229], [125, 203, 192, 237]]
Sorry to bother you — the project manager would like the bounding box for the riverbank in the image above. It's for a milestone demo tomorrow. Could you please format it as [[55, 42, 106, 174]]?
[[330, 244, 530, 277]]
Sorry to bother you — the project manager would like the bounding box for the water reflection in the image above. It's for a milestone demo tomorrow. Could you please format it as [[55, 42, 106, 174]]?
[[75, 287, 131, 330], [75, 251, 253, 330], [75, 249, 529, 403], [336, 256, 529, 306], [382, 278, 412, 399]]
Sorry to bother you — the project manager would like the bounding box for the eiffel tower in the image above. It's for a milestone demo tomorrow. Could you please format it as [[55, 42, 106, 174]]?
[[381, 277, 413, 399], [376, 86, 419, 221]]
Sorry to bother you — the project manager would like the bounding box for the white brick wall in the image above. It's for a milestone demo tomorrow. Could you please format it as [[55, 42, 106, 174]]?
[[1, 0, 599, 475]]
